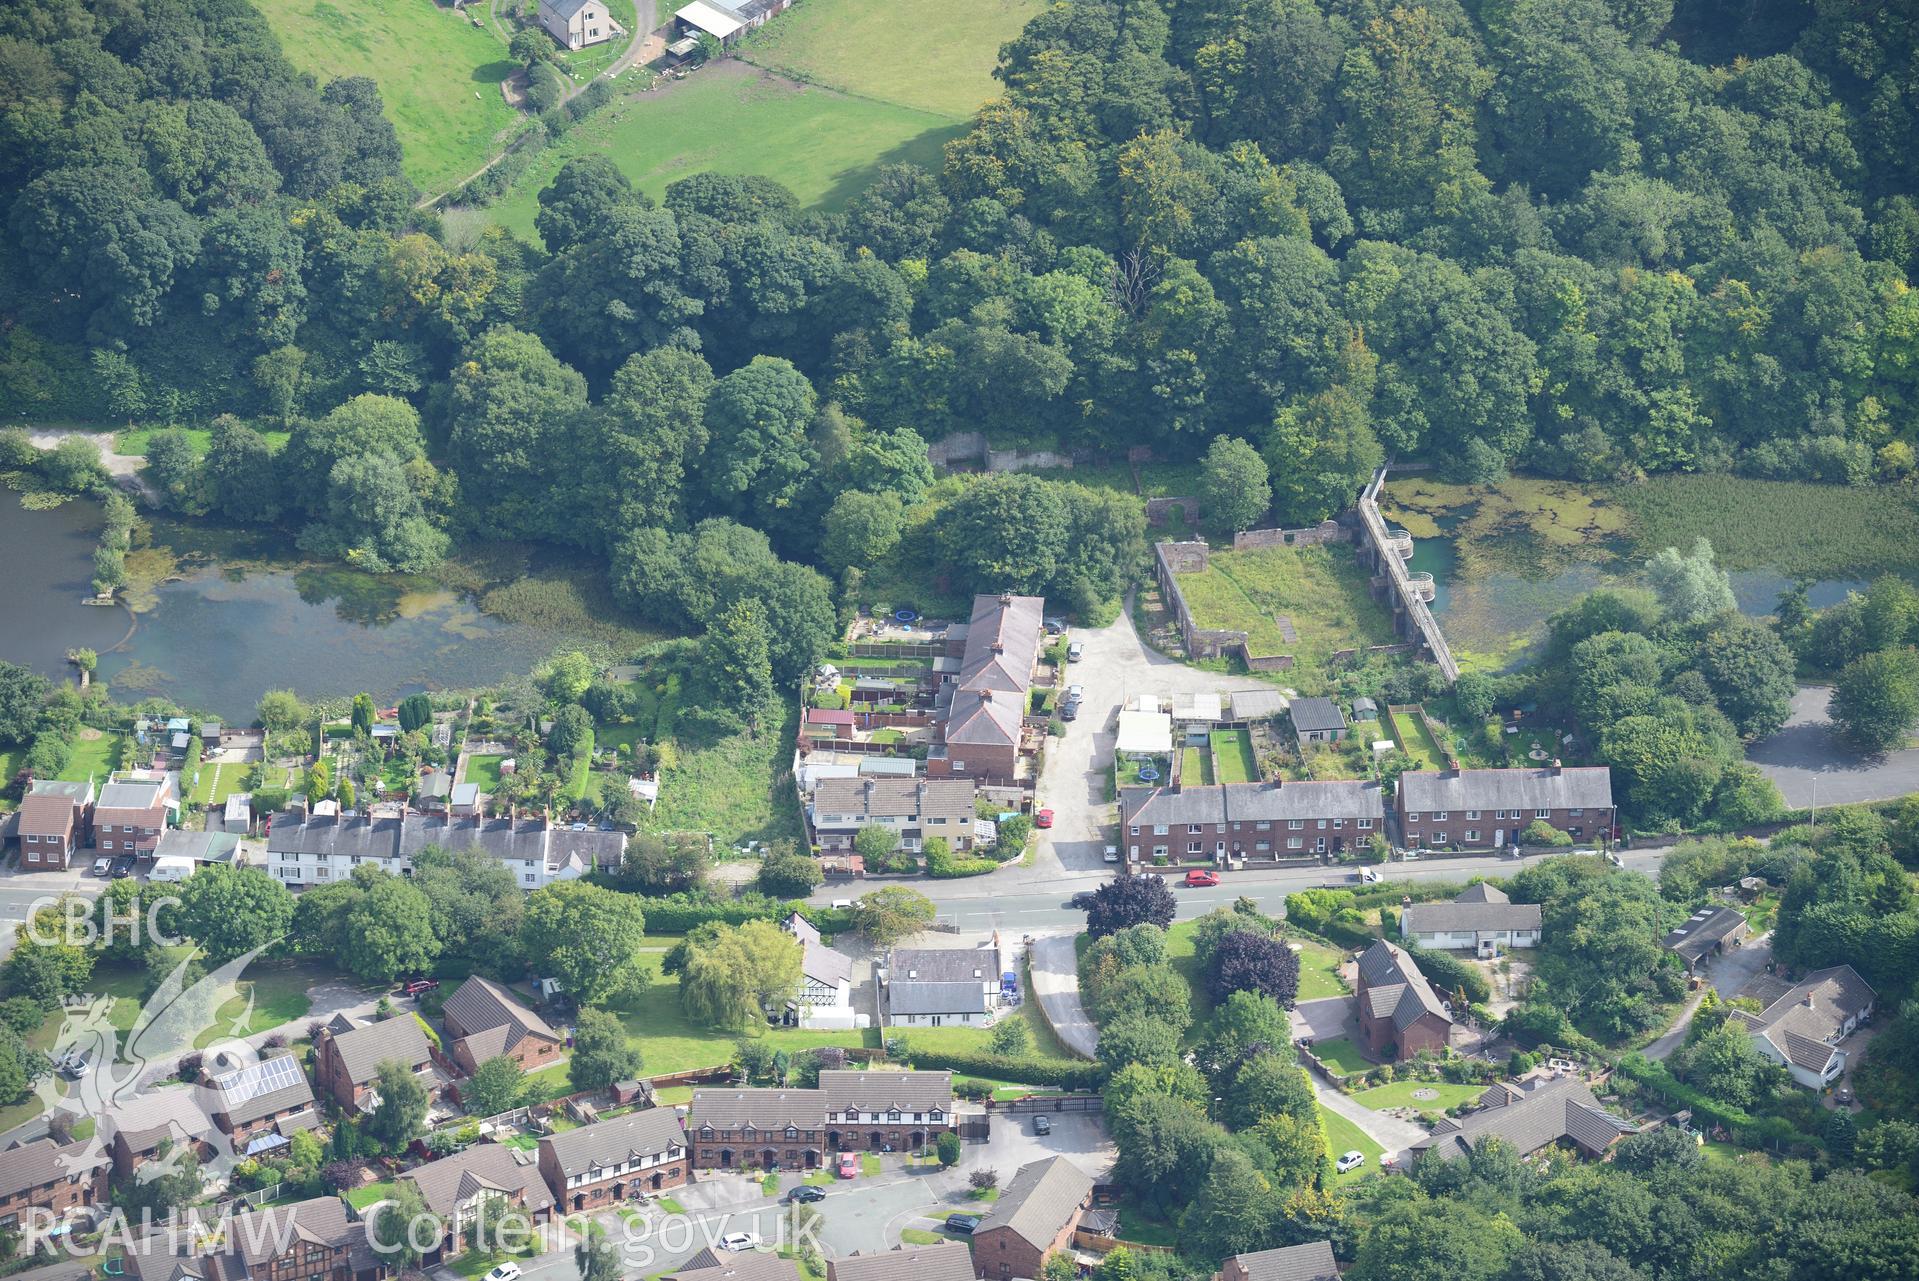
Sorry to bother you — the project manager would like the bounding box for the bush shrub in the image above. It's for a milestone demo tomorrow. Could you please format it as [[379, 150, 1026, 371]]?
[[900, 1047, 1104, 1091], [1402, 943, 1492, 1005]]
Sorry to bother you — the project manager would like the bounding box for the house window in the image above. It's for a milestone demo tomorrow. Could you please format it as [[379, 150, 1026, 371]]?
[[888, 1110, 901, 1122], [1153, 845, 1168, 858], [1187, 824, 1202, 834], [1129, 826, 1140, 836], [1153, 825, 1169, 836], [1358, 819, 1374, 829], [1187, 842, 1202, 855], [1287, 838, 1302, 849], [1432, 832, 1446, 845], [785, 1127, 797, 1140], [1256, 821, 1270, 831], [1432, 811, 1447, 821], [1466, 809, 1481, 820], [1255, 841, 1270, 852], [1535, 808, 1551, 819], [1288, 820, 1304, 830], [1569, 827, 1583, 839], [1405, 812, 1420, 822], [1316, 819, 1327, 829], [1465, 830, 1479, 843], [1569, 808, 1584, 817]]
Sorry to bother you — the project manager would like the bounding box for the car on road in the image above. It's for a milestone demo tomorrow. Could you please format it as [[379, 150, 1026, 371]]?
[[401, 978, 439, 997], [947, 1213, 983, 1234], [1059, 703, 1078, 722], [1103, 845, 1120, 863], [484, 1265, 522, 1281], [1035, 808, 1055, 828], [720, 1233, 760, 1252], [109, 856, 135, 879], [786, 1185, 826, 1203], [1336, 1150, 1365, 1174], [1067, 891, 1098, 910], [831, 899, 853, 910], [1032, 1115, 1052, 1135], [835, 1152, 858, 1179], [1065, 684, 1085, 702], [1067, 641, 1084, 662], [1184, 869, 1220, 887], [91, 858, 111, 877]]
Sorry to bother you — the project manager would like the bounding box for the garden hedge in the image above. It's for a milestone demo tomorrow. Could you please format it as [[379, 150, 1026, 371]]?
[[901, 1047, 1104, 1091], [1403, 942, 1493, 1005]]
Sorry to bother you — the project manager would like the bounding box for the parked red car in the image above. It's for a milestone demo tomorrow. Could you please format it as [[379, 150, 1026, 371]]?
[[401, 978, 439, 997], [1184, 869, 1220, 887], [835, 1152, 858, 1179], [1034, 808, 1055, 829]]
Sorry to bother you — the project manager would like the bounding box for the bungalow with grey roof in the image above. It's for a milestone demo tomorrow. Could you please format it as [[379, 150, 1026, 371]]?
[[1734, 964, 1875, 1089], [1217, 1243, 1338, 1281], [1412, 1076, 1634, 1162], [1400, 882, 1542, 955]]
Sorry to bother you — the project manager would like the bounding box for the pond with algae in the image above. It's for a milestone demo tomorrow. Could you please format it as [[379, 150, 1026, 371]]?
[[1383, 475, 1912, 669], [0, 496, 643, 720]]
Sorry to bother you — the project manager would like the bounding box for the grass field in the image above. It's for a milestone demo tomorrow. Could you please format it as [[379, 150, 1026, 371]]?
[[488, 64, 963, 244], [1384, 705, 1446, 771], [1617, 474, 1919, 578], [609, 953, 869, 1076], [1176, 544, 1398, 690], [115, 427, 290, 457], [191, 964, 321, 1048], [738, 0, 1044, 118], [1318, 1104, 1384, 1184], [463, 753, 507, 791], [640, 706, 806, 847], [1309, 1037, 1372, 1076], [1210, 729, 1257, 783], [1349, 1080, 1484, 1116], [255, 0, 522, 195], [189, 759, 250, 808], [56, 730, 121, 784], [1292, 938, 1350, 1001]]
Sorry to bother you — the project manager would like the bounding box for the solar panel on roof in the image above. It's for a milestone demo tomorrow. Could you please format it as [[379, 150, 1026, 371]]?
[[214, 1054, 303, 1104]]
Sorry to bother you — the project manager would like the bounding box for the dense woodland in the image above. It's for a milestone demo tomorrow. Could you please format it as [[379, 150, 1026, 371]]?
[[8, 0, 1919, 632]]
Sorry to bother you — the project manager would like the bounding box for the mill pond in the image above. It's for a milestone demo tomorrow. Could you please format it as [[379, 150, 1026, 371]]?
[[0, 495, 603, 720]]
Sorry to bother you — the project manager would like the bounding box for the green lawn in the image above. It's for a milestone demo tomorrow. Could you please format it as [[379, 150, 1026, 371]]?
[[1117, 754, 1168, 788], [344, 1180, 399, 1210], [608, 954, 869, 1077], [738, 0, 1045, 118], [900, 1229, 946, 1246], [487, 65, 964, 245], [893, 980, 1074, 1064], [1180, 746, 1214, 786], [1349, 1080, 1485, 1116], [1309, 1038, 1372, 1076], [1385, 706, 1446, 771], [1174, 544, 1399, 690], [254, 0, 522, 196], [190, 964, 324, 1049], [1163, 920, 1348, 1026], [114, 427, 289, 457], [463, 753, 507, 791], [56, 730, 121, 784], [188, 759, 249, 808], [1210, 729, 1257, 783], [1318, 1104, 1384, 1184], [1292, 938, 1350, 1002]]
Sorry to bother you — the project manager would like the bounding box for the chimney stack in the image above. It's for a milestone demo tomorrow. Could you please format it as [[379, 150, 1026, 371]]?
[[1550, 758, 1563, 774]]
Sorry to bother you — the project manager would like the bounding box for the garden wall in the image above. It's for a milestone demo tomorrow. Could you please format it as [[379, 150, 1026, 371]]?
[[1145, 495, 1201, 526], [1232, 520, 1348, 550]]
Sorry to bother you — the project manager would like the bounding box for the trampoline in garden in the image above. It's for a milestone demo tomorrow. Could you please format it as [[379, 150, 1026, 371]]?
[[1137, 766, 1160, 782], [102, 1261, 125, 1277], [893, 609, 919, 623]]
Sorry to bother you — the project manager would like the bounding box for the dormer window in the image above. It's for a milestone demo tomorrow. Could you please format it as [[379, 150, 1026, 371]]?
[[888, 1109, 901, 1122], [700, 1125, 713, 1138], [929, 1109, 943, 1121], [785, 1127, 798, 1140]]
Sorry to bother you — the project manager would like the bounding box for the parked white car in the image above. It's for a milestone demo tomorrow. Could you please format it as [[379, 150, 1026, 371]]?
[[720, 1232, 761, 1252], [483, 1265, 521, 1281], [1335, 1150, 1365, 1174]]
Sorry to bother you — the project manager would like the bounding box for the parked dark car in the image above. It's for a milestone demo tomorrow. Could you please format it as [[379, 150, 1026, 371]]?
[[1067, 891, 1098, 910], [786, 1185, 826, 1203], [1032, 1115, 1052, 1135], [947, 1214, 982, 1234], [109, 856, 135, 879]]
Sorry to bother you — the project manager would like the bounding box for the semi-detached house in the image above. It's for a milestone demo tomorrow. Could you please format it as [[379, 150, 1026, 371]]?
[[17, 779, 92, 869], [1119, 780, 1385, 863], [1397, 765, 1613, 851], [93, 775, 173, 855], [266, 811, 624, 889]]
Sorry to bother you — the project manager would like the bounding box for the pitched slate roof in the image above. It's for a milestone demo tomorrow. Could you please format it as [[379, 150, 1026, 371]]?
[[326, 1014, 434, 1085], [208, 1052, 315, 1127], [123, 1235, 212, 1281], [827, 1243, 976, 1281], [956, 594, 1045, 695], [1356, 939, 1450, 1031], [1397, 766, 1613, 813], [543, 1108, 687, 1179], [1229, 689, 1286, 721], [811, 779, 976, 827], [1288, 697, 1346, 734], [1228, 1242, 1338, 1281], [1661, 906, 1750, 964], [941, 689, 1025, 748], [690, 1088, 828, 1132], [890, 948, 996, 983], [222, 1196, 366, 1273], [668, 1252, 804, 1281], [1402, 882, 1543, 935], [819, 1070, 952, 1115], [976, 1156, 1091, 1249], [1120, 779, 1385, 828], [1735, 964, 1876, 1071], [887, 981, 988, 1017], [17, 791, 81, 838], [0, 1138, 102, 1199], [102, 1086, 217, 1156], [266, 812, 623, 872], [400, 1141, 555, 1218], [443, 976, 559, 1049], [1415, 1076, 1632, 1160]]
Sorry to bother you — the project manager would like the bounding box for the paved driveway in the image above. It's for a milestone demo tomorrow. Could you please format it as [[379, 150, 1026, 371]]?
[[1292, 996, 1356, 1043], [1748, 686, 1919, 807], [967, 1109, 1115, 1181], [1035, 599, 1271, 876], [1029, 935, 1097, 1058], [1308, 1067, 1427, 1161]]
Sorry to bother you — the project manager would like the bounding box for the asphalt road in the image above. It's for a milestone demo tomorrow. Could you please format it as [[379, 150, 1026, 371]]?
[[1747, 685, 1919, 808]]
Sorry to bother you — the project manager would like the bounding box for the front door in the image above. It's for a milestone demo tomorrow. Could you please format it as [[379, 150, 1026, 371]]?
[[1493, 829, 1505, 848]]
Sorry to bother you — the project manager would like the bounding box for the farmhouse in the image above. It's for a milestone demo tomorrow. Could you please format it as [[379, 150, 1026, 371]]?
[[266, 811, 624, 888], [926, 594, 1046, 785], [538, 1108, 688, 1211], [313, 1014, 440, 1113], [1288, 697, 1348, 748], [1354, 939, 1450, 1061], [969, 1156, 1093, 1280], [829, 1244, 977, 1281], [0, 1138, 107, 1229], [1218, 1242, 1339, 1281], [17, 779, 92, 869], [539, 0, 616, 49], [441, 975, 566, 1076], [1412, 1076, 1635, 1162], [882, 945, 1006, 1027], [809, 778, 979, 853], [1399, 883, 1542, 955], [1734, 964, 1876, 1089], [1120, 780, 1384, 863], [1662, 905, 1751, 973], [1397, 765, 1614, 850], [398, 1141, 556, 1262]]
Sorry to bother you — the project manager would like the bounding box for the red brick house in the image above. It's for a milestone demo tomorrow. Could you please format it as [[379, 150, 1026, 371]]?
[[399, 1141, 556, 1263], [1354, 939, 1451, 1061], [0, 1138, 107, 1229], [969, 1156, 1092, 1280], [688, 1070, 955, 1170], [441, 976, 565, 1077], [926, 594, 1045, 785], [1397, 765, 1614, 851], [313, 1015, 438, 1113], [17, 779, 93, 869], [538, 1108, 687, 1212], [100, 1088, 218, 1182], [91, 776, 173, 855], [204, 1052, 318, 1151]]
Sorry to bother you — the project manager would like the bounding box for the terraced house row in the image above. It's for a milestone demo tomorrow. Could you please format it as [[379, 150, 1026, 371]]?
[[688, 1071, 957, 1170]]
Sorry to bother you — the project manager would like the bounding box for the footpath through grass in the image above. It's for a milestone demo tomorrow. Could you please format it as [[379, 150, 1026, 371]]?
[[255, 0, 521, 195]]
